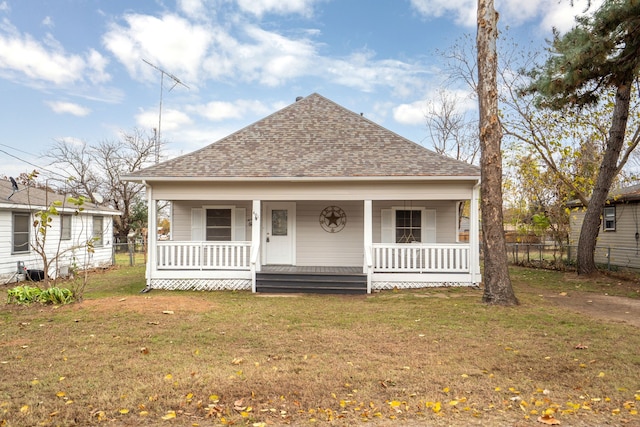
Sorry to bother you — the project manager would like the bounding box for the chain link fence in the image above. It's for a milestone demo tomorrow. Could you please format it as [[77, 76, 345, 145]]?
[[113, 240, 147, 266], [506, 243, 640, 272]]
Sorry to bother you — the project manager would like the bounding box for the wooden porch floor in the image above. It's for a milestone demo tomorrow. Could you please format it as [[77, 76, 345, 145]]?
[[261, 265, 362, 274]]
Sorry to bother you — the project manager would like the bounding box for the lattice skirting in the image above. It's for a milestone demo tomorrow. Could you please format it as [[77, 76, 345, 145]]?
[[150, 278, 251, 291], [373, 281, 474, 290]]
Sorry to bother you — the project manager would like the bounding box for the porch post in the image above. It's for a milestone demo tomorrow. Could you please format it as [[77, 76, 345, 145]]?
[[251, 199, 261, 292], [364, 199, 373, 293], [146, 183, 157, 289], [470, 181, 481, 285]]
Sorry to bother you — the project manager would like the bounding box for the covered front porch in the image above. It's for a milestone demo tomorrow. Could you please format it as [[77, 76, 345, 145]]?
[[144, 188, 481, 293]]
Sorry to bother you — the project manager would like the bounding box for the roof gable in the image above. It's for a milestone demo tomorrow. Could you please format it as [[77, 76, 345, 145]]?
[[130, 93, 480, 180]]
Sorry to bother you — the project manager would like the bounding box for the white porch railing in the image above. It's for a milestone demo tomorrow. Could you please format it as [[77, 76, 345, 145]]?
[[157, 241, 251, 270], [372, 243, 470, 273]]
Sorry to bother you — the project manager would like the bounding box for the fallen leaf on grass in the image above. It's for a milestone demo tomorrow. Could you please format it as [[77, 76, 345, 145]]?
[[575, 344, 588, 349], [162, 310, 174, 315], [140, 347, 149, 355], [161, 410, 176, 420], [538, 415, 561, 425]]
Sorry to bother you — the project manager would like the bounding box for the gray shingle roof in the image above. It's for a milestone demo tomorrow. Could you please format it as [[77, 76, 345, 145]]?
[[128, 93, 480, 180], [0, 179, 119, 214]]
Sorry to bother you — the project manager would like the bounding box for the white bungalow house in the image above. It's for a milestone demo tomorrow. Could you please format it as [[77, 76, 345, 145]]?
[[0, 179, 120, 283], [124, 93, 481, 293]]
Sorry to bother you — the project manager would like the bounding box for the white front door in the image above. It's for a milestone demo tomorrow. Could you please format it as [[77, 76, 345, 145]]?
[[264, 202, 296, 265]]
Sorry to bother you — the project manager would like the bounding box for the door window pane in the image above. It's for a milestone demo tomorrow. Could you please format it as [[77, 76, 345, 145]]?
[[272, 210, 288, 236]]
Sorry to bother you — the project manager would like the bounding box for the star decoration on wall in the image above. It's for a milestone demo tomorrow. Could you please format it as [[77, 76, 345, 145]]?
[[319, 206, 347, 233]]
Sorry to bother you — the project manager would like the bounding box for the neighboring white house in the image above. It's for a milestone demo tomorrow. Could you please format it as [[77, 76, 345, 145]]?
[[124, 93, 481, 293], [0, 179, 120, 283]]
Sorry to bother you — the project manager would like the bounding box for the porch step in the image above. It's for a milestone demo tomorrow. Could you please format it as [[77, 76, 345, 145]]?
[[255, 272, 368, 294]]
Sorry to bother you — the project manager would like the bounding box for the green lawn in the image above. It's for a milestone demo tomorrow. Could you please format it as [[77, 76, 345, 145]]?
[[0, 266, 638, 426]]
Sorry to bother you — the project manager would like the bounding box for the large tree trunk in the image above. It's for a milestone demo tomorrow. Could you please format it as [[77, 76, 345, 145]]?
[[477, 0, 518, 305], [577, 82, 632, 275]]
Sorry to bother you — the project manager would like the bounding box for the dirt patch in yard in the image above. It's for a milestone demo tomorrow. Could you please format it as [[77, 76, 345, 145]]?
[[72, 294, 216, 314], [541, 291, 640, 327]]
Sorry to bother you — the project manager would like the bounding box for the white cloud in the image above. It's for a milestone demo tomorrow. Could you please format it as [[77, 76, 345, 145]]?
[[410, 0, 476, 26], [393, 88, 476, 126], [539, 0, 604, 34], [324, 51, 432, 97], [178, 0, 207, 20], [189, 99, 270, 121], [393, 101, 426, 126], [0, 2, 9, 13], [237, 0, 318, 17], [42, 16, 54, 28], [0, 20, 109, 86], [46, 101, 92, 116], [102, 13, 212, 83], [409, 0, 604, 33], [136, 108, 192, 132]]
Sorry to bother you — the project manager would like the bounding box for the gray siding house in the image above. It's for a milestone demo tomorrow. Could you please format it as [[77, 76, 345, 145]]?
[[124, 93, 481, 293], [569, 183, 640, 270]]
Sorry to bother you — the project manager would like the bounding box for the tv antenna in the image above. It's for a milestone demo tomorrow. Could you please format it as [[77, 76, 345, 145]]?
[[142, 58, 189, 163]]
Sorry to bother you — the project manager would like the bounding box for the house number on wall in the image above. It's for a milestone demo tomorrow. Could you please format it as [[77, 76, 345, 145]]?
[[319, 206, 347, 233]]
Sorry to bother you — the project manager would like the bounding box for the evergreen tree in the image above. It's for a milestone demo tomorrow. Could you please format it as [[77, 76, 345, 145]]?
[[527, 0, 640, 275]]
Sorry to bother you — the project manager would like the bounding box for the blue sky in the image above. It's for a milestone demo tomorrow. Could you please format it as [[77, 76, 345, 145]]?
[[0, 0, 600, 180]]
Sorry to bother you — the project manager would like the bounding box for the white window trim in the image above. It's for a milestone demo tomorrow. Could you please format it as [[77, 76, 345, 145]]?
[[196, 205, 246, 241], [382, 207, 436, 244], [603, 206, 616, 231], [61, 214, 72, 241], [12, 211, 30, 254], [93, 216, 104, 247]]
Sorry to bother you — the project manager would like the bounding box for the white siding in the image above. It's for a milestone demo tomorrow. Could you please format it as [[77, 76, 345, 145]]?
[[172, 201, 252, 241], [372, 201, 458, 244], [0, 209, 116, 281], [296, 201, 364, 266]]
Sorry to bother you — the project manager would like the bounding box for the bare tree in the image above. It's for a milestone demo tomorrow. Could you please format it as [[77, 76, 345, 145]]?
[[425, 89, 480, 165], [47, 128, 156, 241], [47, 140, 101, 202], [477, 0, 518, 305]]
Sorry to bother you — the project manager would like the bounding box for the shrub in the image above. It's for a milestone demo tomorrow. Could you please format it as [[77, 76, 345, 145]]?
[[6, 285, 74, 305]]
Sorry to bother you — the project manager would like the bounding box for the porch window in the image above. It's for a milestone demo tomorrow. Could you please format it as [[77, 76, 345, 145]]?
[[93, 216, 104, 247], [603, 206, 616, 231], [12, 212, 30, 253], [396, 210, 422, 243], [61, 214, 72, 240], [381, 208, 436, 243], [206, 208, 232, 241]]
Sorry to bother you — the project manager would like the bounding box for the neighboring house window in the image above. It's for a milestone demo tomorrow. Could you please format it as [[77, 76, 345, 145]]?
[[603, 206, 616, 231], [61, 214, 72, 240], [93, 216, 104, 247], [206, 208, 232, 241], [396, 209, 422, 243], [12, 212, 30, 253]]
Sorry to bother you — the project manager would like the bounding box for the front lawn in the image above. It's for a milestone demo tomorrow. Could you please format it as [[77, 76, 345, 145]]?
[[0, 266, 638, 426]]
